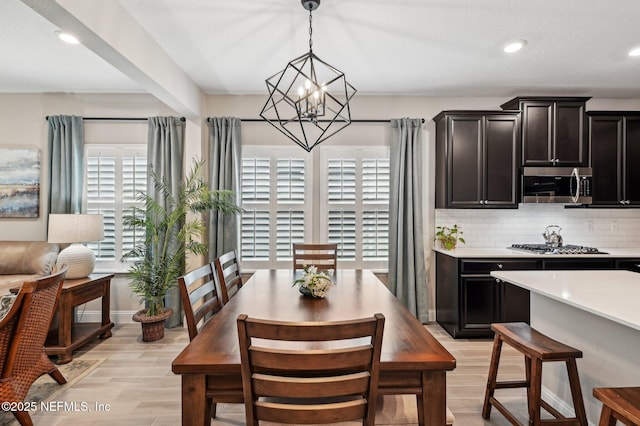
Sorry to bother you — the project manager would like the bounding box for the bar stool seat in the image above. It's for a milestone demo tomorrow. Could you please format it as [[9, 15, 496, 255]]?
[[593, 387, 640, 426], [482, 322, 587, 426]]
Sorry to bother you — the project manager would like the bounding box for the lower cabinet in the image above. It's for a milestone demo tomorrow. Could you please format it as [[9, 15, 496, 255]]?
[[435, 253, 622, 339], [436, 254, 537, 338]]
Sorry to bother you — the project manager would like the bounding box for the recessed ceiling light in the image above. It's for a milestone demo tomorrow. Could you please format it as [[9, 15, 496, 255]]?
[[55, 31, 79, 44], [629, 46, 640, 57], [504, 40, 526, 53]]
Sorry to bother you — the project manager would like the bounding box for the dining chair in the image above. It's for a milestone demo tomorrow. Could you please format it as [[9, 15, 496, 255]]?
[[292, 243, 338, 272], [213, 249, 243, 304], [237, 312, 385, 426], [177, 263, 228, 418], [0, 265, 68, 426], [177, 263, 224, 341]]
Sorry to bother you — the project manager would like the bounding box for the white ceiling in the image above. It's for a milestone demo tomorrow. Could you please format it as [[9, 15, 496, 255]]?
[[2, 0, 640, 100]]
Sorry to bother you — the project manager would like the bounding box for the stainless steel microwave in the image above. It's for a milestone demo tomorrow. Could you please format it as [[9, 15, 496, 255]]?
[[522, 167, 592, 204]]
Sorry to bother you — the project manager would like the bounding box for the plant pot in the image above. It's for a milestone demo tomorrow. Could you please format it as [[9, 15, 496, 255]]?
[[132, 308, 174, 342]]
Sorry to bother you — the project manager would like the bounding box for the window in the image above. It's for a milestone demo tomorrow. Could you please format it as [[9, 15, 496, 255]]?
[[321, 147, 389, 270], [241, 145, 389, 270], [240, 147, 311, 269], [85, 145, 147, 271]]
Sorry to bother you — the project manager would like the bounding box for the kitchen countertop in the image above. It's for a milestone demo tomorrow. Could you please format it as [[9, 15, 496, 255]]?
[[490, 269, 640, 331], [432, 246, 640, 258]]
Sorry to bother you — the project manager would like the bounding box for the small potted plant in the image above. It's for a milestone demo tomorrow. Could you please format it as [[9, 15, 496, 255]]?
[[435, 224, 466, 250]]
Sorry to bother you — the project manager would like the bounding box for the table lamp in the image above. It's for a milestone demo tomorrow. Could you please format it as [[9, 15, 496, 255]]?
[[48, 213, 104, 279]]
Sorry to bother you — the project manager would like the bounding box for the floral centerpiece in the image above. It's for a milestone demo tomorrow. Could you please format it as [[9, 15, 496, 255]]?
[[293, 265, 334, 298]]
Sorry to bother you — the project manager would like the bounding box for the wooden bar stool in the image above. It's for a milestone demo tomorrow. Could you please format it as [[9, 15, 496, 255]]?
[[593, 387, 640, 426], [482, 322, 588, 426]]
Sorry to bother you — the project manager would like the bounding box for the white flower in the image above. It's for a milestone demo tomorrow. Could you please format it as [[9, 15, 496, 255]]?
[[293, 264, 334, 298]]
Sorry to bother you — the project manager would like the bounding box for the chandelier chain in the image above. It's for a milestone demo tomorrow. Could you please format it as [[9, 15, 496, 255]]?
[[308, 8, 313, 50]]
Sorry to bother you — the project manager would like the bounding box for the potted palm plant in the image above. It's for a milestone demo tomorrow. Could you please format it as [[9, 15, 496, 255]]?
[[122, 159, 241, 342]]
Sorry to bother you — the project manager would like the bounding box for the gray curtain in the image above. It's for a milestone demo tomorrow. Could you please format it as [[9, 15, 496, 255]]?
[[147, 116, 185, 328], [207, 117, 241, 259], [389, 118, 428, 323], [48, 115, 84, 214]]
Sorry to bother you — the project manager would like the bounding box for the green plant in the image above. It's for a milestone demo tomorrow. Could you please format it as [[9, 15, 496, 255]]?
[[435, 224, 466, 250], [122, 159, 242, 317]]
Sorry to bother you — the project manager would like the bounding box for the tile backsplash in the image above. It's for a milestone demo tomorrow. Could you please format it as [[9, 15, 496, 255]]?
[[435, 204, 640, 248]]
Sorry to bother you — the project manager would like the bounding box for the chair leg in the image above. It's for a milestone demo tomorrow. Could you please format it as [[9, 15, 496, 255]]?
[[482, 335, 503, 419], [524, 355, 531, 412], [528, 358, 543, 426], [48, 366, 67, 384], [12, 410, 34, 426], [566, 359, 588, 426]]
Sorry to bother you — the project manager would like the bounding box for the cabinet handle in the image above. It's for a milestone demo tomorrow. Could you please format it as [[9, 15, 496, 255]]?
[[620, 200, 626, 204], [625, 200, 630, 205], [635, 264, 640, 268], [495, 278, 502, 283], [497, 263, 503, 269]]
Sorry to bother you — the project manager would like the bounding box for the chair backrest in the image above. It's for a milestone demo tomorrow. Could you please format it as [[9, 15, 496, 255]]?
[[1, 265, 67, 380], [178, 263, 224, 341], [292, 243, 338, 272], [237, 313, 385, 426], [213, 250, 243, 304]]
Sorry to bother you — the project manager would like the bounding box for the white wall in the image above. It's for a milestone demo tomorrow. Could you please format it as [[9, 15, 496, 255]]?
[[2, 93, 640, 323]]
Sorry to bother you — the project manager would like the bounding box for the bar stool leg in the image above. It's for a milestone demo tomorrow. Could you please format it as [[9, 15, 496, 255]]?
[[482, 335, 503, 419], [565, 359, 588, 426], [528, 358, 543, 426], [525, 355, 532, 413]]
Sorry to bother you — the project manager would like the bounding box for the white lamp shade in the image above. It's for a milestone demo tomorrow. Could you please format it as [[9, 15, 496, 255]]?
[[48, 214, 104, 279], [48, 214, 104, 243]]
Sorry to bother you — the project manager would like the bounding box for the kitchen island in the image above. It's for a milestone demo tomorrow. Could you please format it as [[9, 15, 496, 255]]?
[[490, 269, 640, 424]]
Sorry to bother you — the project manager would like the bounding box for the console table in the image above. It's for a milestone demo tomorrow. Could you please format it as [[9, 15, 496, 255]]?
[[46, 273, 114, 364]]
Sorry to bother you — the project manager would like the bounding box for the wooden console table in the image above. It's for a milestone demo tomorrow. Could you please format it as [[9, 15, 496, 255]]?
[[46, 273, 115, 364]]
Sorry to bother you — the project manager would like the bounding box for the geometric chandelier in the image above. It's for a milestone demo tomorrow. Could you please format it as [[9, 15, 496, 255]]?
[[260, 0, 357, 152]]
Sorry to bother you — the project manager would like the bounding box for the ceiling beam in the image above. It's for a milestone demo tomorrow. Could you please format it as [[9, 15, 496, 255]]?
[[20, 0, 203, 120]]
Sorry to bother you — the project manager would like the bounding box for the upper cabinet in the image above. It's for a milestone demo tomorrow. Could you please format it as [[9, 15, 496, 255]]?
[[435, 111, 521, 209], [588, 112, 640, 206], [501, 97, 590, 166]]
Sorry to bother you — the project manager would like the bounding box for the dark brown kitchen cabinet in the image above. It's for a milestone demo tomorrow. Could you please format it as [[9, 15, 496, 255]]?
[[434, 111, 520, 208], [541, 258, 614, 270], [588, 112, 640, 206], [501, 97, 590, 166], [435, 254, 536, 338]]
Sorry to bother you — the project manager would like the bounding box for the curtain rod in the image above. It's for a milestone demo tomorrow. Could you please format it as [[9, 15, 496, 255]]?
[[206, 118, 425, 123], [45, 116, 186, 122]]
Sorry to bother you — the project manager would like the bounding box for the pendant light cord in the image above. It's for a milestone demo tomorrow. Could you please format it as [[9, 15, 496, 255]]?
[[308, 8, 313, 51]]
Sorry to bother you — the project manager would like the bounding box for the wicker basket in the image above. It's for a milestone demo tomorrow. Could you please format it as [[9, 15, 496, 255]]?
[[132, 308, 174, 342]]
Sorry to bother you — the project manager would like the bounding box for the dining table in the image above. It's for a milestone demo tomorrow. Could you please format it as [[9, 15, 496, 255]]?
[[171, 269, 456, 425]]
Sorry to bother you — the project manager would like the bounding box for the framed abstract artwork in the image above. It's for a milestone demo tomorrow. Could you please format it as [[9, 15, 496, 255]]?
[[0, 148, 40, 218]]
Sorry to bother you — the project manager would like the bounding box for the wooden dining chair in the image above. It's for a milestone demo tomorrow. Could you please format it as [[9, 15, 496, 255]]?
[[213, 249, 243, 304], [177, 263, 228, 417], [237, 313, 385, 426], [0, 265, 68, 426], [292, 243, 338, 272], [177, 263, 224, 341]]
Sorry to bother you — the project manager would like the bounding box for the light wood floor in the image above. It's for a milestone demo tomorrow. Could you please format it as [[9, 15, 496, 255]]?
[[27, 322, 531, 425]]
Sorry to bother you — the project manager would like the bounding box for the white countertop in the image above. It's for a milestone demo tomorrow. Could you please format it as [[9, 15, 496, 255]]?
[[491, 269, 640, 331], [433, 246, 640, 258]]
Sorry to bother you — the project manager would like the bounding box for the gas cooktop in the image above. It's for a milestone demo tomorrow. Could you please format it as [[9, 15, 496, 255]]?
[[509, 243, 607, 255]]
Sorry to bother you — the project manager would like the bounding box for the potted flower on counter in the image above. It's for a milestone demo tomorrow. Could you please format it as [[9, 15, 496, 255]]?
[[293, 265, 334, 298], [435, 224, 466, 250]]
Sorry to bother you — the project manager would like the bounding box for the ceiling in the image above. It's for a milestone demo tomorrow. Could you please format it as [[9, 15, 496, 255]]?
[[2, 0, 640, 100]]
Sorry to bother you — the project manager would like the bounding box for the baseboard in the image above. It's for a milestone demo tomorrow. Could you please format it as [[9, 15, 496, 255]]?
[[541, 386, 596, 426], [75, 310, 138, 324]]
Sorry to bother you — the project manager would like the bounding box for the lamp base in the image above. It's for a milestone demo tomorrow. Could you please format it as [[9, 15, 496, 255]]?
[[57, 243, 96, 279]]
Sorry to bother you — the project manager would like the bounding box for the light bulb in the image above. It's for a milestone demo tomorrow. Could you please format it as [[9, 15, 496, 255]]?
[[298, 86, 305, 97], [504, 40, 526, 53], [305, 80, 311, 90]]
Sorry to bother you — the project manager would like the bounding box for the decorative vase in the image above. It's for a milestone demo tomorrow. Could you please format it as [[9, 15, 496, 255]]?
[[299, 286, 324, 299], [132, 308, 174, 342]]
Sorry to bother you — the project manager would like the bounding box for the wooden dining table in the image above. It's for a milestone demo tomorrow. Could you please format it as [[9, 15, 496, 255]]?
[[171, 269, 456, 425]]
